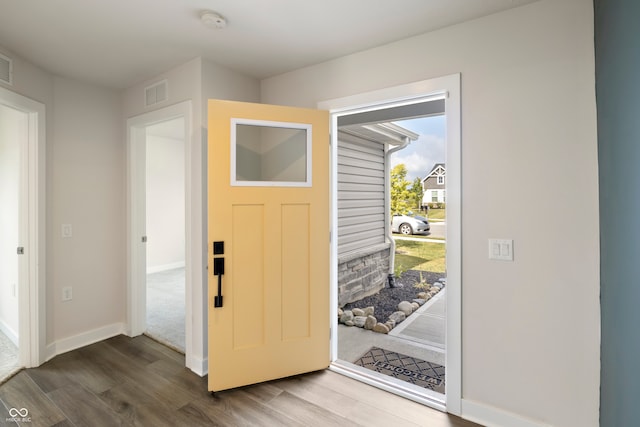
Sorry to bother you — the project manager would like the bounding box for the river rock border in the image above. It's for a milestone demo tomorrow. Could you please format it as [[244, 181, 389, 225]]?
[[337, 279, 445, 334]]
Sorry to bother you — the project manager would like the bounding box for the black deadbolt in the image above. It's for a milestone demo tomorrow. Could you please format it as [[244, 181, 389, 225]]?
[[213, 241, 224, 255]]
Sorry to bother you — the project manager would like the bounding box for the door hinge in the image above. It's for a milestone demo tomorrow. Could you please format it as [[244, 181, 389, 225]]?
[[329, 231, 332, 243], [17, 247, 24, 255], [141, 236, 147, 243]]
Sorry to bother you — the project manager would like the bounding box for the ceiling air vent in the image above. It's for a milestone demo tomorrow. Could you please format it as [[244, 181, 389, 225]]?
[[144, 80, 168, 107], [0, 53, 13, 85]]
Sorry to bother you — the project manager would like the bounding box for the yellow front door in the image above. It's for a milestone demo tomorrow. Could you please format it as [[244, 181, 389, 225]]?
[[207, 100, 329, 392]]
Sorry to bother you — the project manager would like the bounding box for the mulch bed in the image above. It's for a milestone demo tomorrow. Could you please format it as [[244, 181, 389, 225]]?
[[342, 270, 445, 323]]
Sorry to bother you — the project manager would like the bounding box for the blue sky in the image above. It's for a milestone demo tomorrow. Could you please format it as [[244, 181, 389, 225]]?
[[391, 115, 445, 182]]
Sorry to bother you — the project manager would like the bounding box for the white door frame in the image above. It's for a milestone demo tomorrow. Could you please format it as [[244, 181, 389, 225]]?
[[0, 86, 47, 368], [319, 74, 462, 415], [126, 100, 196, 366]]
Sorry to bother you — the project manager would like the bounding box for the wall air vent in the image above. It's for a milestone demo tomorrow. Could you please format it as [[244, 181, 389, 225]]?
[[144, 80, 168, 107], [0, 53, 13, 85]]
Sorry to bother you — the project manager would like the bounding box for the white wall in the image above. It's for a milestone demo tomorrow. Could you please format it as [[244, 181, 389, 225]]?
[[261, 1, 599, 426], [50, 76, 125, 341], [146, 133, 185, 271], [0, 104, 26, 344]]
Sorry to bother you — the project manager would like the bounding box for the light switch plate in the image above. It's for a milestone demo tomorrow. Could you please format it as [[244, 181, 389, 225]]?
[[489, 238, 513, 261], [62, 224, 72, 238]]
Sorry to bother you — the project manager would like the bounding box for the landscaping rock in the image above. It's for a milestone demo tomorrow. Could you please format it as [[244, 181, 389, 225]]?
[[413, 298, 426, 306], [338, 308, 344, 317], [341, 270, 445, 326], [385, 321, 395, 331], [352, 308, 365, 317], [389, 311, 406, 324], [345, 320, 355, 327], [340, 310, 354, 324], [398, 301, 414, 316], [364, 315, 377, 330], [363, 306, 375, 317], [353, 316, 367, 328], [433, 282, 444, 289], [411, 302, 420, 311], [417, 292, 428, 300], [373, 323, 390, 334]]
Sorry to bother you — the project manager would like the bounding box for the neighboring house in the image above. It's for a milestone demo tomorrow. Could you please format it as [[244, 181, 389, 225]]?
[[422, 163, 446, 206]]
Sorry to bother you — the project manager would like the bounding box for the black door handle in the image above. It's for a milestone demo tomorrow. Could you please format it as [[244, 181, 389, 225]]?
[[213, 257, 224, 308]]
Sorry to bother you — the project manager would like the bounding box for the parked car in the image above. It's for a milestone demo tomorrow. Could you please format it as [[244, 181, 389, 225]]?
[[392, 212, 430, 235]]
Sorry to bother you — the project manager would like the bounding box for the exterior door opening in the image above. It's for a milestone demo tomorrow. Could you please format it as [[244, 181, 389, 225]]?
[[334, 100, 448, 408], [321, 75, 461, 413]]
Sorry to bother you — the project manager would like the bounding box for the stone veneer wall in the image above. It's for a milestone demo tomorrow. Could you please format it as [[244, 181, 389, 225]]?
[[338, 243, 390, 306]]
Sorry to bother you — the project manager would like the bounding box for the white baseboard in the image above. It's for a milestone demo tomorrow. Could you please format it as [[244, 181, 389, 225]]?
[[45, 323, 125, 361], [0, 318, 18, 347], [461, 399, 550, 427], [147, 261, 185, 274], [188, 354, 208, 377]]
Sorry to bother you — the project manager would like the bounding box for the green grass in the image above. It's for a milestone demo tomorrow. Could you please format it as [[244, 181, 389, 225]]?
[[428, 208, 446, 221], [394, 239, 446, 275]]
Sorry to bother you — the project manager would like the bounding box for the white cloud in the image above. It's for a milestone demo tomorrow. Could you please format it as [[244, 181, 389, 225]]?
[[391, 134, 445, 181]]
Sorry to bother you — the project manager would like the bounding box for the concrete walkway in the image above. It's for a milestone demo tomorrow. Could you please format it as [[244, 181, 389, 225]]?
[[389, 289, 445, 350]]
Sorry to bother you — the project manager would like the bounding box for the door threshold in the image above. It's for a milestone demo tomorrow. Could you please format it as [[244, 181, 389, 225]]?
[[330, 360, 446, 412]]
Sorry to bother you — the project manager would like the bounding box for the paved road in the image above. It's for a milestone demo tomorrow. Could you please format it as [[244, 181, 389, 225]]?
[[392, 221, 446, 243], [429, 221, 446, 239]]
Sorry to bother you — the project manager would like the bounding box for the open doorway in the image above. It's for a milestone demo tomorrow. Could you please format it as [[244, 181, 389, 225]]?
[[127, 101, 193, 363], [0, 103, 26, 381], [336, 104, 447, 405], [322, 75, 461, 412], [0, 86, 46, 378], [144, 118, 186, 352]]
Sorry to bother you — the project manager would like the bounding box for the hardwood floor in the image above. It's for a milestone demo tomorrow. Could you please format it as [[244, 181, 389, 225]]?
[[0, 335, 481, 426]]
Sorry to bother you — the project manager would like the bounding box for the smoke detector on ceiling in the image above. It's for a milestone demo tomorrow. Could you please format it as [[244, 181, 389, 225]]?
[[200, 11, 227, 29]]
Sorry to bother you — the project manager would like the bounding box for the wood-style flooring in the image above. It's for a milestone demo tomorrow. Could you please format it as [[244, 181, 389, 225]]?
[[0, 335, 481, 426]]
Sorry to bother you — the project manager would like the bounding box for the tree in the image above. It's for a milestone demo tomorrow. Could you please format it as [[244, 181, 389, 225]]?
[[410, 177, 424, 211], [390, 164, 412, 215]]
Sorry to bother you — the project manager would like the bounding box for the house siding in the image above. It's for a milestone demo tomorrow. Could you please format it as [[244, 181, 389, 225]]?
[[337, 131, 389, 305], [337, 132, 386, 255]]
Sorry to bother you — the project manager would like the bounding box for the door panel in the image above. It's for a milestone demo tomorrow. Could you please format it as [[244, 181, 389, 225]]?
[[208, 100, 329, 392]]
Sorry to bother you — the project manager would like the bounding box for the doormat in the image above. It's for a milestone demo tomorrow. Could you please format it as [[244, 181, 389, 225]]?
[[354, 347, 445, 393]]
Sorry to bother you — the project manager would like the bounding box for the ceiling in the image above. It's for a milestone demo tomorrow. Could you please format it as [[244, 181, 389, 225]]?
[[0, 0, 539, 89]]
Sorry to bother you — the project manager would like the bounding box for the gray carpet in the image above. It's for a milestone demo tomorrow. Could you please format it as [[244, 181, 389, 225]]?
[[146, 267, 185, 353], [0, 329, 20, 385]]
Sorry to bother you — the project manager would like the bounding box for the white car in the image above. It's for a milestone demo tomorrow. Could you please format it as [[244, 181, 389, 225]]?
[[392, 212, 430, 235]]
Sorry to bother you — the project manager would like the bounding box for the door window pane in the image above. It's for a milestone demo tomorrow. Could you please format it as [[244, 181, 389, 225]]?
[[232, 119, 311, 186]]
